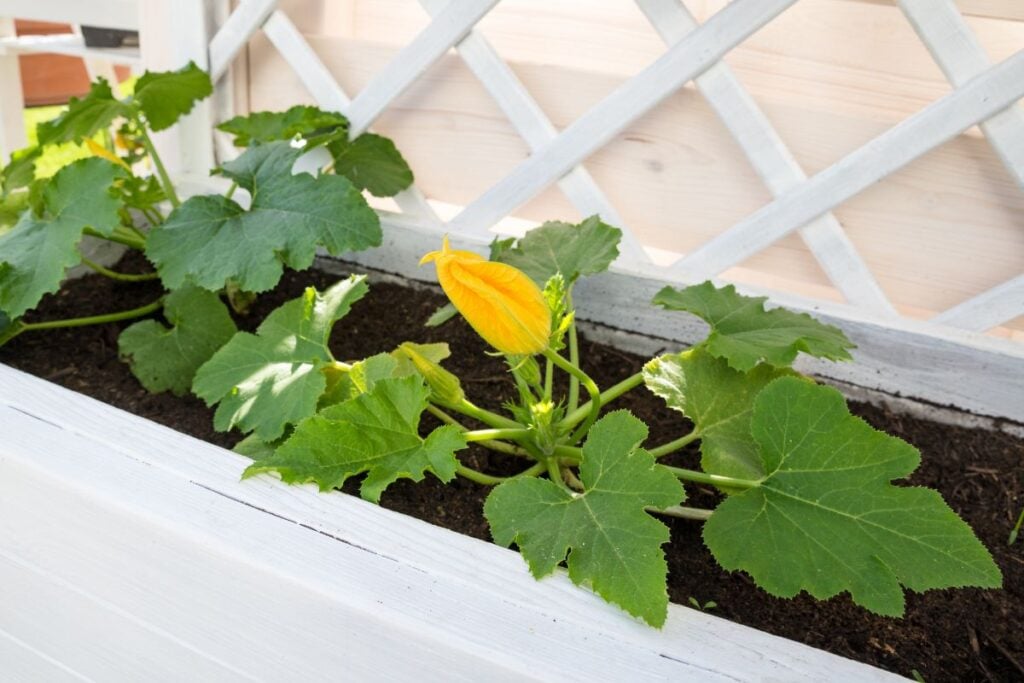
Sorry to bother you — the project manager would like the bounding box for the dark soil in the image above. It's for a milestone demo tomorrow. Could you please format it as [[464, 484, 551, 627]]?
[[3, 254, 1022, 682]]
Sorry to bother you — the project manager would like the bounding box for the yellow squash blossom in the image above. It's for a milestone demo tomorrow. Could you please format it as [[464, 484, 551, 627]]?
[[421, 236, 551, 355], [86, 139, 131, 171]]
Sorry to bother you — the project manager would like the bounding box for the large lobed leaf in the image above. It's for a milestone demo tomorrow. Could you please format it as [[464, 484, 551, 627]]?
[[146, 142, 381, 292], [36, 79, 127, 146], [192, 276, 369, 440], [654, 282, 854, 371], [329, 133, 413, 197], [0, 158, 123, 317], [218, 105, 349, 147], [132, 62, 213, 131], [245, 375, 465, 502], [644, 348, 793, 481], [703, 377, 1001, 616], [490, 215, 621, 286], [118, 286, 237, 396], [485, 411, 684, 626]]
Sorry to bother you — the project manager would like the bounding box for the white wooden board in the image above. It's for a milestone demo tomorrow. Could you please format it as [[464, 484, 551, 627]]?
[[0, 364, 901, 682]]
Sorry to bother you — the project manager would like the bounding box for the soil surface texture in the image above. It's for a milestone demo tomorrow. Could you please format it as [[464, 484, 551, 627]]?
[[3, 254, 1022, 682]]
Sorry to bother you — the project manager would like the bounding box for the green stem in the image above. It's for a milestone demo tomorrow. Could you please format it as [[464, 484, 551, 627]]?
[[426, 405, 530, 458], [225, 181, 238, 200], [546, 456, 573, 494], [141, 206, 163, 227], [647, 505, 713, 521], [544, 358, 553, 402], [457, 462, 545, 485], [562, 371, 644, 430], [13, 297, 164, 339], [136, 118, 180, 208], [81, 257, 160, 282], [83, 227, 146, 251], [663, 465, 760, 491], [567, 293, 580, 413], [449, 398, 523, 430], [648, 430, 701, 459], [544, 349, 600, 444], [464, 428, 532, 443]]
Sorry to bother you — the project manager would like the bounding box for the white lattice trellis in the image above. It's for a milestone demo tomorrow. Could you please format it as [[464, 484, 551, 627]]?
[[152, 0, 1023, 421]]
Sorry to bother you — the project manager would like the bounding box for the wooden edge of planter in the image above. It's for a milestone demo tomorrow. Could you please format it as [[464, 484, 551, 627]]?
[[0, 364, 902, 681], [338, 213, 1024, 426]]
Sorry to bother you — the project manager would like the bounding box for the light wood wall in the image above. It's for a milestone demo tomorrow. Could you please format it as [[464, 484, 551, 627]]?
[[241, 0, 1024, 337]]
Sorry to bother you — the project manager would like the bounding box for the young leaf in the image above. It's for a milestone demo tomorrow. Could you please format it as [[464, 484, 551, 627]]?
[[331, 133, 414, 197], [485, 411, 684, 626], [654, 282, 854, 372], [118, 286, 237, 396], [245, 375, 465, 503], [0, 158, 123, 318], [132, 62, 213, 131], [491, 216, 622, 285], [643, 349, 793, 480], [192, 276, 369, 440], [218, 105, 349, 147], [147, 142, 381, 292], [320, 352, 398, 409], [703, 377, 1001, 616], [2, 146, 40, 196], [36, 79, 127, 146]]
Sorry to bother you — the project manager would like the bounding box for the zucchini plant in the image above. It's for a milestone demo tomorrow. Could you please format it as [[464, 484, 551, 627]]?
[[0, 66, 413, 396], [196, 218, 1001, 627]]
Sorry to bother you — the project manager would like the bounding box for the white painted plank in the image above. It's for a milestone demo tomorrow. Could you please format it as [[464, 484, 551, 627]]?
[[346, 0, 500, 137], [674, 49, 1024, 281], [447, 0, 798, 237], [0, 366, 901, 681], [0, 552, 251, 681], [635, 0, 895, 315], [139, 0, 218, 177], [0, 628, 89, 683], [260, 9, 440, 225], [417, 0, 647, 263], [0, 0, 139, 30], [0, 34, 140, 66], [346, 216, 1024, 422], [0, 17, 26, 158], [208, 0, 277, 82], [932, 274, 1024, 331], [899, 0, 1024, 188]]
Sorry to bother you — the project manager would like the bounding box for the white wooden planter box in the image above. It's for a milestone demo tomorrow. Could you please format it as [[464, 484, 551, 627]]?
[[0, 363, 904, 682]]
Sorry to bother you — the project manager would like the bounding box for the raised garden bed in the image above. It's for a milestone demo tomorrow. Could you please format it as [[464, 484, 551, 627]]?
[[2, 253, 1021, 681]]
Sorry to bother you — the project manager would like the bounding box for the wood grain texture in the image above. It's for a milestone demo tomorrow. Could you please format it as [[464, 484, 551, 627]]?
[[0, 364, 902, 681]]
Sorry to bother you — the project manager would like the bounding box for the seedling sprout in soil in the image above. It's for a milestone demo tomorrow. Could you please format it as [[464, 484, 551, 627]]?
[[0, 69, 1001, 629]]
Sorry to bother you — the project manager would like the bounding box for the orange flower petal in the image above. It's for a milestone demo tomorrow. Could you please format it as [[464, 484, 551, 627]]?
[[421, 237, 550, 355]]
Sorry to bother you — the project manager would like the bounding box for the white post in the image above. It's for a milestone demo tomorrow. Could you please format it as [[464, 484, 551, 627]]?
[[0, 17, 27, 160], [139, 0, 223, 179]]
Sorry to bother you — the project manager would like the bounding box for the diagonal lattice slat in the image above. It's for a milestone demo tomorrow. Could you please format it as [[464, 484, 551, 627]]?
[[674, 51, 1024, 282], [447, 0, 798, 238], [415, 0, 647, 262], [635, 0, 895, 315], [900, 0, 1024, 190], [203, 0, 1023, 336]]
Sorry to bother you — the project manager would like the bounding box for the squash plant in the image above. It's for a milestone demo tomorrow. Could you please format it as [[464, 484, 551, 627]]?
[[0, 68, 1000, 629], [0, 66, 413, 396], [190, 219, 1001, 627]]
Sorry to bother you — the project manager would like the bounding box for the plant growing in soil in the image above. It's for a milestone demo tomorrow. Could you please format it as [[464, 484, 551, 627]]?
[[0, 69, 413, 396], [188, 218, 1001, 627], [0, 69, 1002, 631]]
